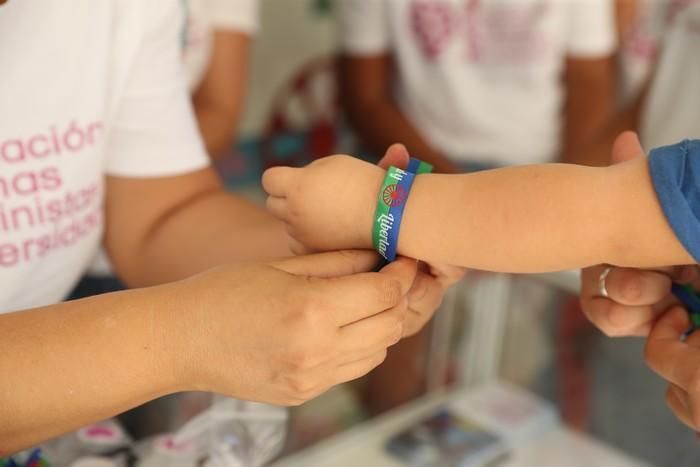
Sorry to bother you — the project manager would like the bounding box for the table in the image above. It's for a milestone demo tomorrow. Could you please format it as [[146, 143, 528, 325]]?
[[273, 382, 647, 467]]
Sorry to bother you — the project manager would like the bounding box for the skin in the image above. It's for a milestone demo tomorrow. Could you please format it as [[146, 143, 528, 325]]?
[[578, 131, 700, 432], [192, 30, 252, 160], [0, 250, 418, 454], [2, 144, 459, 453], [560, 56, 616, 164], [341, 54, 615, 171], [580, 265, 700, 431], [262, 133, 694, 274]]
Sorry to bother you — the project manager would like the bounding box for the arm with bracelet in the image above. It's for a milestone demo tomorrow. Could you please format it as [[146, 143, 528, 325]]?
[[263, 134, 700, 272]]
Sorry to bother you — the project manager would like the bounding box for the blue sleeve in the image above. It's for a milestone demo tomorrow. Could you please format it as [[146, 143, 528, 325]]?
[[649, 140, 700, 264]]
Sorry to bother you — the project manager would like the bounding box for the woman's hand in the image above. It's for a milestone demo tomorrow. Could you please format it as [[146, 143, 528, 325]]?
[[646, 307, 700, 431], [170, 250, 417, 405], [579, 265, 697, 336]]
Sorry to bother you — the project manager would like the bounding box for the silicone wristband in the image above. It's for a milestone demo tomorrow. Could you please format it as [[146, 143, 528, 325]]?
[[373, 167, 416, 261], [407, 158, 433, 175]]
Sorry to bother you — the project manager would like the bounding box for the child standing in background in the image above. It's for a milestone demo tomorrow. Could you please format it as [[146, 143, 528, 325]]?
[[337, 0, 617, 172]]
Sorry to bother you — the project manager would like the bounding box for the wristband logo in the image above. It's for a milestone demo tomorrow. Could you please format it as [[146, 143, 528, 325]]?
[[382, 184, 408, 207], [376, 213, 395, 258]]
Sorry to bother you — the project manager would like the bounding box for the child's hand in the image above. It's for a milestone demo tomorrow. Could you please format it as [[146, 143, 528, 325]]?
[[263, 155, 383, 254]]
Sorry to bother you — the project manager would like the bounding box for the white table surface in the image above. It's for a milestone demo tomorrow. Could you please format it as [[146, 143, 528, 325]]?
[[273, 382, 647, 467]]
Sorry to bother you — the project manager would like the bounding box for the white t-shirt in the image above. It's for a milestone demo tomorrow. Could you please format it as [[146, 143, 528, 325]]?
[[182, 0, 259, 91], [0, 1, 209, 313], [617, 0, 700, 106], [337, 0, 616, 165], [641, 3, 700, 149]]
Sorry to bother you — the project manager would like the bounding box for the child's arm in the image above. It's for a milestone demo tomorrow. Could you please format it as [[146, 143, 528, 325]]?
[[263, 137, 696, 272]]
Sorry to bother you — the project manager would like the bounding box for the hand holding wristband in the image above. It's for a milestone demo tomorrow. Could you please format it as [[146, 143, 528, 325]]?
[[373, 158, 433, 262]]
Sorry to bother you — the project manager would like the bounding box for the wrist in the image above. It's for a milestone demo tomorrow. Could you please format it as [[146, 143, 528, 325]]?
[[358, 165, 385, 249], [397, 173, 439, 260], [148, 282, 203, 393]]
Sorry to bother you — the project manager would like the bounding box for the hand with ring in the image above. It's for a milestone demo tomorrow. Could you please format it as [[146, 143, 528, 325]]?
[[580, 265, 698, 337], [580, 132, 699, 337]]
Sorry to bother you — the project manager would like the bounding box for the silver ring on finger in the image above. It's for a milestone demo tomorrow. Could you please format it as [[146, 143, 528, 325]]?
[[598, 266, 612, 298]]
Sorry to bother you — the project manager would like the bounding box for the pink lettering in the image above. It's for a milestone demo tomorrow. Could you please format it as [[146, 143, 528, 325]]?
[[12, 172, 40, 196], [11, 205, 35, 230], [1, 139, 25, 163], [0, 243, 19, 267], [63, 120, 85, 152], [28, 135, 50, 158], [1, 120, 104, 164]]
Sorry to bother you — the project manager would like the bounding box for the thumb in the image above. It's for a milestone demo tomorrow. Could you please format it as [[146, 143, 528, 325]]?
[[272, 250, 378, 278], [378, 256, 418, 296], [378, 143, 410, 170], [611, 131, 645, 165], [649, 306, 690, 343]]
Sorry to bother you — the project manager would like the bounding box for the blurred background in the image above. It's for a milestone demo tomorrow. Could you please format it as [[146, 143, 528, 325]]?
[[219, 1, 700, 466], [58, 0, 700, 466]]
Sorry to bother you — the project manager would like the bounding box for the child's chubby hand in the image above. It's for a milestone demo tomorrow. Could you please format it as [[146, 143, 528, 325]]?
[[263, 155, 383, 254]]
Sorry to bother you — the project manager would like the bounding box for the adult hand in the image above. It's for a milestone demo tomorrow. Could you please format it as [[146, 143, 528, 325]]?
[[580, 132, 698, 336], [580, 264, 696, 336], [646, 307, 700, 430], [378, 143, 467, 336], [170, 250, 416, 406]]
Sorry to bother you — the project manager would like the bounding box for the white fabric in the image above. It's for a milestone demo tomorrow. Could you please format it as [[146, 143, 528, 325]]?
[[0, 0, 209, 313], [641, 3, 700, 149], [182, 0, 259, 91], [337, 0, 616, 165], [616, 0, 666, 106]]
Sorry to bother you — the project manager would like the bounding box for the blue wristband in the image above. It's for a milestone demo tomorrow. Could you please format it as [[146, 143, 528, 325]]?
[[382, 168, 416, 261], [373, 158, 432, 270], [407, 158, 433, 175]]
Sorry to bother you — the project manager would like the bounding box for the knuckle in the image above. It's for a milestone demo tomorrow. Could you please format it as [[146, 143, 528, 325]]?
[[601, 304, 637, 337], [286, 349, 319, 371], [378, 278, 403, 307], [286, 376, 317, 397], [294, 295, 323, 329], [284, 397, 307, 407], [617, 272, 644, 303]]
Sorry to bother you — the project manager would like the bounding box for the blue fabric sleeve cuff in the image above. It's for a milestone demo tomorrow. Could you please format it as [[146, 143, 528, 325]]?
[[649, 140, 700, 264]]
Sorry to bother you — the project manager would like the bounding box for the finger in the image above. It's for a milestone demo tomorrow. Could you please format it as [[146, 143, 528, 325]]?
[[326, 261, 415, 325], [266, 196, 289, 222], [611, 131, 645, 164], [287, 235, 312, 256], [581, 296, 658, 337], [667, 385, 696, 430], [428, 262, 467, 289], [273, 250, 378, 278], [292, 349, 390, 403], [378, 256, 418, 296], [687, 329, 700, 349], [333, 349, 388, 384], [262, 166, 299, 197], [403, 271, 444, 337], [582, 265, 672, 307], [645, 307, 700, 389], [339, 303, 406, 357], [377, 143, 410, 170], [291, 346, 393, 403]]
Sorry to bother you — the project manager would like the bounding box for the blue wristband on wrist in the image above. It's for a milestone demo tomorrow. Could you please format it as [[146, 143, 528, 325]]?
[[372, 157, 432, 270], [382, 168, 416, 262]]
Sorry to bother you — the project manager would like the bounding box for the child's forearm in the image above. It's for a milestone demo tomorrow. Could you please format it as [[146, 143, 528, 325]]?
[[399, 158, 693, 272]]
